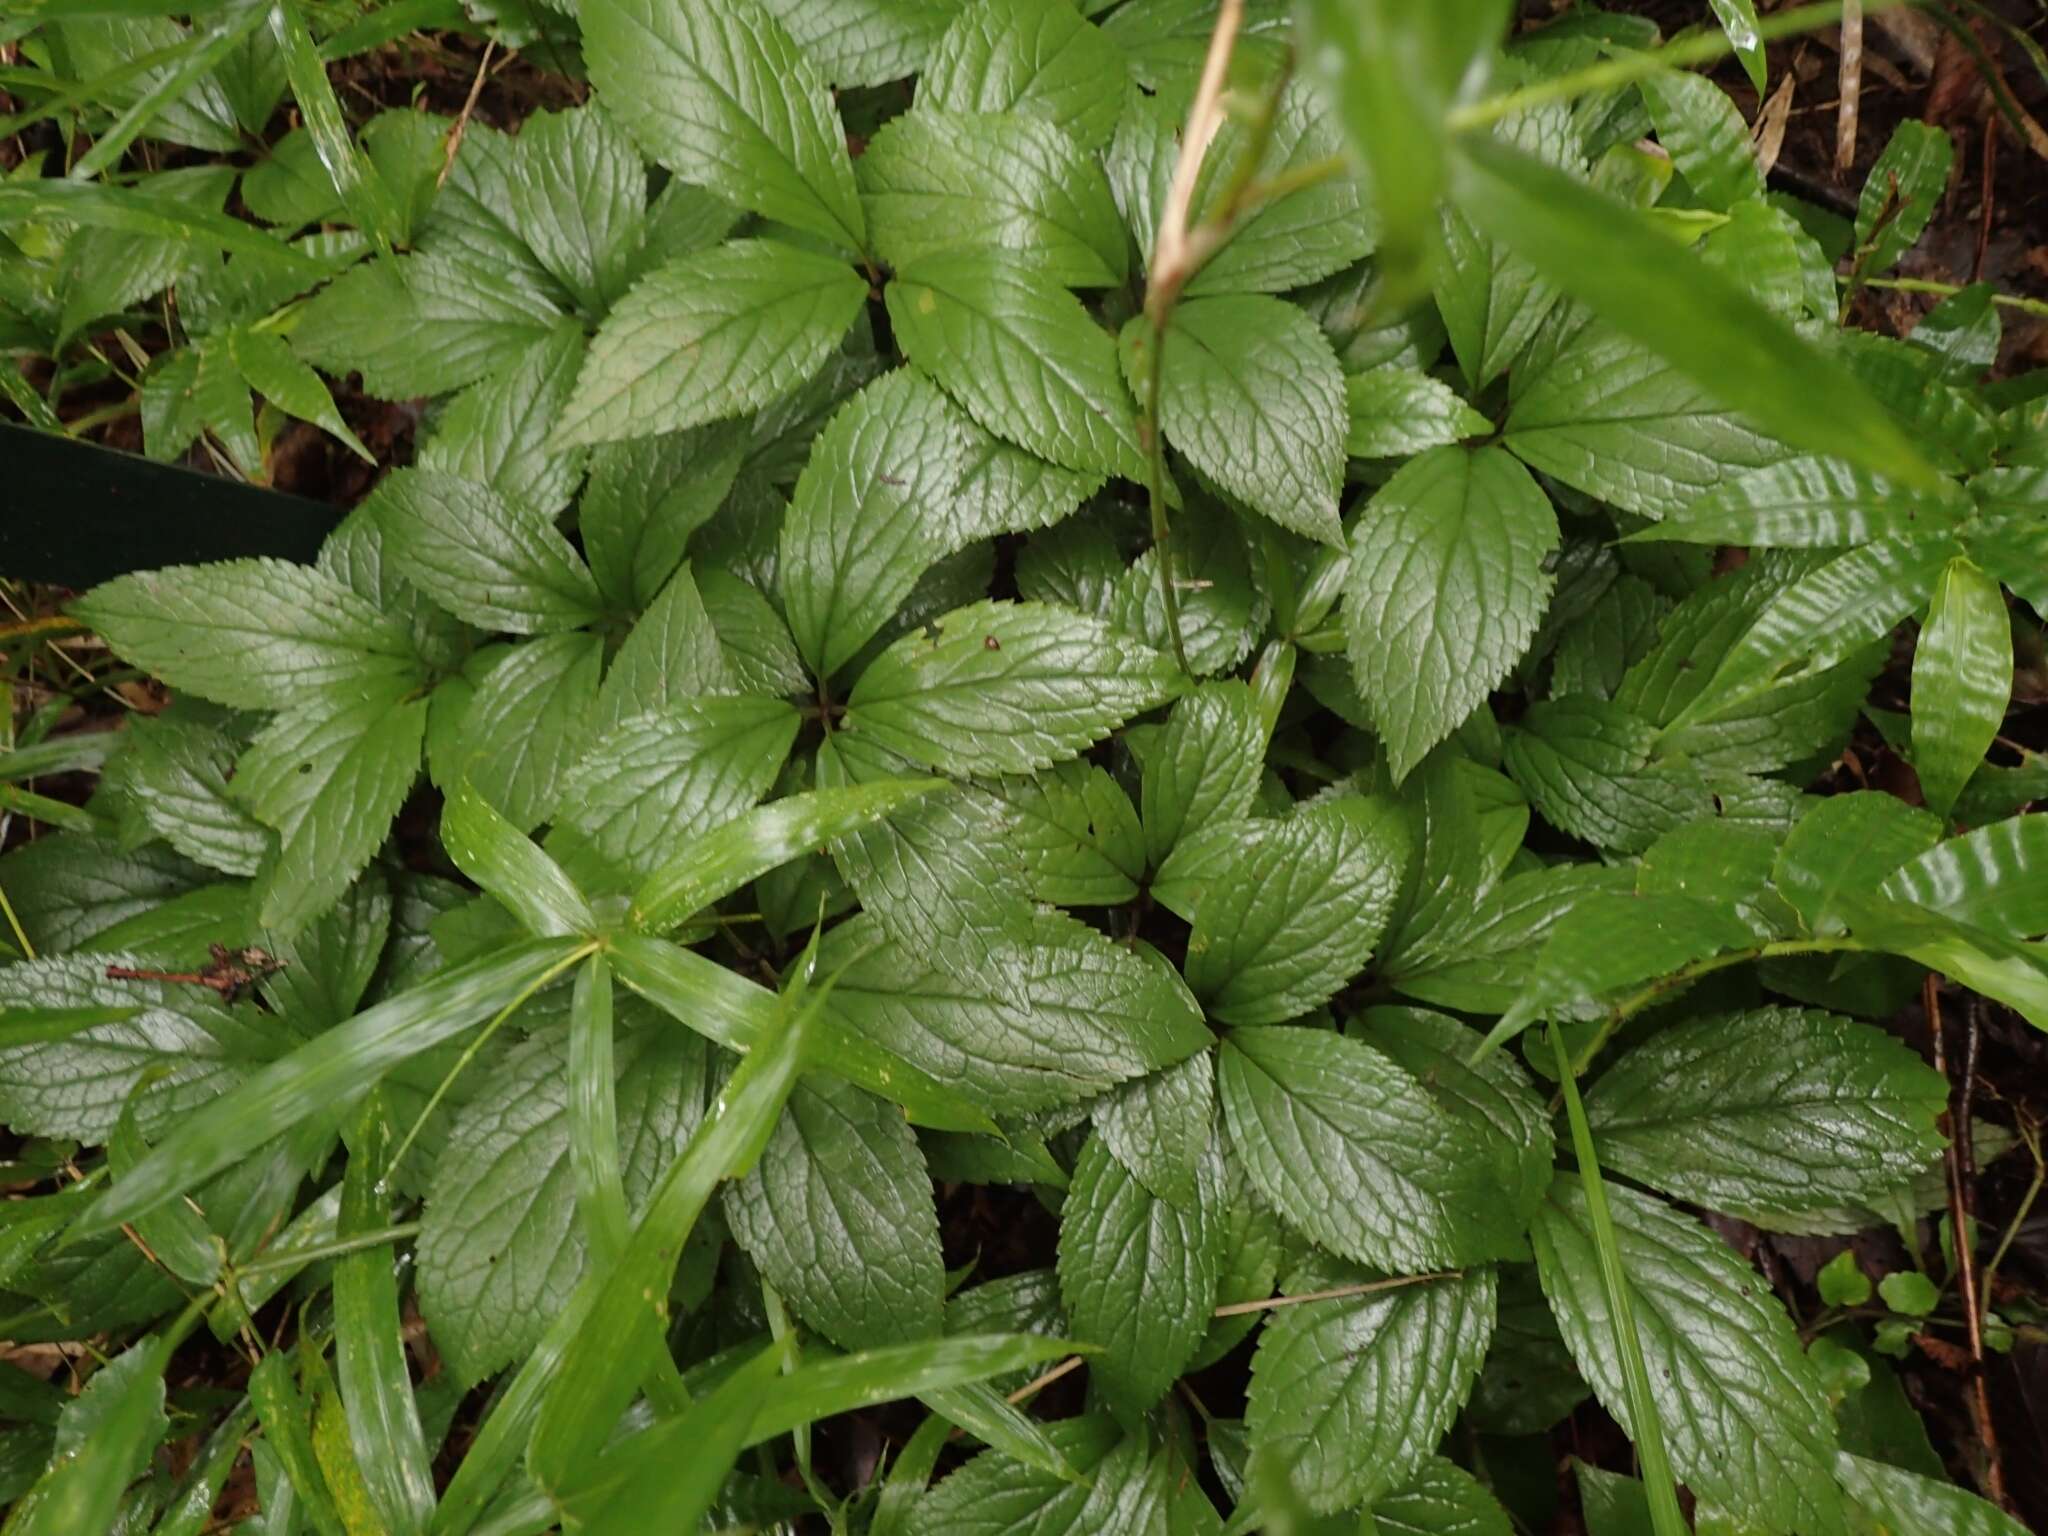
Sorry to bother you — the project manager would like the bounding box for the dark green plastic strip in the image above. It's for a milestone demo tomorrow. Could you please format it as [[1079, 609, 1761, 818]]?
[[0, 422, 340, 587]]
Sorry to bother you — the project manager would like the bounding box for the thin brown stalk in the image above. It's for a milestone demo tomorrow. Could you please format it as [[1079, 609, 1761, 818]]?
[[1004, 1353, 1085, 1406], [1926, 974, 2010, 1510], [439, 38, 496, 188], [1211, 1272, 1460, 1317]]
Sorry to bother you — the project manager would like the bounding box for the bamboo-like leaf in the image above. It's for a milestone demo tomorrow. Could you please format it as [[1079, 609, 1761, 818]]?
[[441, 780, 595, 939], [630, 779, 944, 933], [525, 972, 820, 1494], [81, 938, 587, 1234]]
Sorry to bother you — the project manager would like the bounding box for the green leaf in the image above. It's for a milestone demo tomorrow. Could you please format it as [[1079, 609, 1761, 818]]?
[[607, 931, 994, 1133], [1772, 791, 1944, 936], [1356, 1006, 1554, 1233], [900, 1416, 1126, 1536], [919, 0, 1127, 153], [109, 718, 268, 877], [1639, 71, 1763, 212], [595, 563, 737, 732], [1344, 366, 1492, 459], [632, 777, 943, 934], [1454, 135, 1935, 490], [1911, 557, 2011, 818], [1296, 0, 1507, 300], [268, 0, 403, 244], [1502, 697, 1707, 854], [845, 599, 1183, 775], [414, 320, 590, 518], [291, 254, 567, 402], [580, 0, 865, 251], [859, 109, 1124, 288], [5, 1316, 189, 1536], [1156, 798, 1406, 1025], [818, 737, 1039, 987], [1218, 1026, 1520, 1272], [553, 239, 867, 447], [1855, 120, 1954, 275], [727, 1075, 943, 1347], [1637, 455, 1967, 548], [1882, 813, 2048, 940], [1141, 682, 1264, 868], [227, 326, 374, 463], [1245, 1263, 1496, 1514], [548, 698, 799, 892], [887, 250, 1147, 480], [583, 431, 748, 611], [444, 632, 605, 833], [1345, 445, 1559, 781], [72, 559, 424, 712], [1585, 1007, 1949, 1231], [817, 910, 1210, 1118], [1835, 1452, 2030, 1536], [0, 178, 320, 273], [1096, 1051, 1213, 1207], [0, 957, 246, 1143], [82, 938, 584, 1235], [1533, 1176, 1845, 1536], [780, 369, 980, 680], [1670, 536, 1957, 732], [1708, 0, 1766, 91], [1368, 1458, 1515, 1536], [987, 759, 1145, 908], [371, 468, 603, 634], [1386, 862, 1635, 1014], [232, 679, 426, 934], [741, 0, 955, 87], [1057, 1130, 1220, 1421], [506, 104, 646, 317], [440, 779, 594, 939], [1482, 890, 1755, 1053], [1133, 294, 1346, 544], [1181, 79, 1376, 300], [1502, 307, 1790, 521]]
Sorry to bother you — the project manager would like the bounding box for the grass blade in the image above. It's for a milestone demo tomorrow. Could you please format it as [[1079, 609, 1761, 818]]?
[[526, 976, 816, 1494], [333, 1101, 437, 1535], [269, 0, 403, 246], [559, 1339, 792, 1536], [0, 180, 326, 272], [67, 5, 267, 181], [567, 953, 629, 1260], [1548, 1023, 1688, 1536]]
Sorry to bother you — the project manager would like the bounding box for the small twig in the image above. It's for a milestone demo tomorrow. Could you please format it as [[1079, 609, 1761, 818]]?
[[438, 38, 496, 189], [1975, 119, 1997, 283], [1926, 974, 2009, 1510], [1981, 1113, 2043, 1317], [1004, 1353, 1085, 1406], [0, 879, 34, 960], [1837, 0, 1864, 172], [1211, 1272, 1460, 1317]]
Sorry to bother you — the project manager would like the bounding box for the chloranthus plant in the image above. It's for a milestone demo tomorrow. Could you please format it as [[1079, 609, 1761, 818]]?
[[1, 1, 2044, 1534]]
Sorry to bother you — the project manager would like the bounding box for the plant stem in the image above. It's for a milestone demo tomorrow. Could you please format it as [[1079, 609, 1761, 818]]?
[[230, 1223, 423, 1277], [1568, 937, 1862, 1076], [1448, 1, 1905, 133], [1210, 1271, 1459, 1317], [1141, 319, 1191, 676], [1550, 1023, 1690, 1536], [0, 879, 34, 960], [1855, 274, 2048, 320]]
